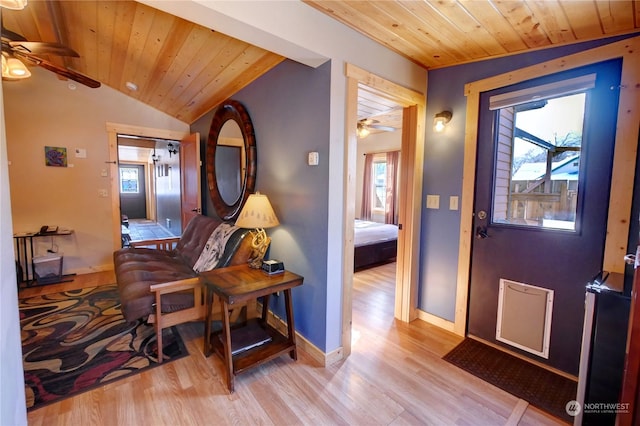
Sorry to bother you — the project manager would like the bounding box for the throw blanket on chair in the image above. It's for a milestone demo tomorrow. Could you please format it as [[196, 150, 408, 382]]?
[[193, 223, 239, 272]]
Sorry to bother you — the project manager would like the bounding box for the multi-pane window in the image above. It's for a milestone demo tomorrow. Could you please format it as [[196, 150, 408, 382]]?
[[120, 167, 139, 193]]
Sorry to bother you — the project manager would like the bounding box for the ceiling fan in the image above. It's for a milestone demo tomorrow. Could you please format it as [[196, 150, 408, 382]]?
[[357, 118, 396, 138], [1, 26, 100, 88]]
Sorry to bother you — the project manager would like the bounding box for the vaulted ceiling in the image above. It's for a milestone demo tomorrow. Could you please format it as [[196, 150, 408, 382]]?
[[1, 1, 285, 123], [2, 1, 638, 127]]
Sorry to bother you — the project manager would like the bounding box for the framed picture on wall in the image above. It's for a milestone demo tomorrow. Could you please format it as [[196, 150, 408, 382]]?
[[44, 146, 67, 167]]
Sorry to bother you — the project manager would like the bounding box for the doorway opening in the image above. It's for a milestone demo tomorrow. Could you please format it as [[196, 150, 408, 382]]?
[[342, 64, 426, 359], [106, 123, 190, 252], [352, 89, 403, 345], [117, 135, 182, 247]]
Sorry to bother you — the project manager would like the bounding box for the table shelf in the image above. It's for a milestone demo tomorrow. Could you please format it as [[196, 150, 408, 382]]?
[[210, 319, 296, 375]]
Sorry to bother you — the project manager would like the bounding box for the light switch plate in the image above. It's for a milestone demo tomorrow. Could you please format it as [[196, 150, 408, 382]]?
[[426, 195, 440, 209], [308, 151, 319, 166], [449, 196, 459, 210]]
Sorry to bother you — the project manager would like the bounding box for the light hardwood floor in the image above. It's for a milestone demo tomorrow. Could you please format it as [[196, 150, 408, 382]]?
[[22, 264, 566, 425]]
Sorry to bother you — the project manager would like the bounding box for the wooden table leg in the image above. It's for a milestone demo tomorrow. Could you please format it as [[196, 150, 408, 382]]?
[[284, 289, 297, 360], [203, 285, 214, 357], [261, 294, 270, 322], [220, 298, 235, 393]]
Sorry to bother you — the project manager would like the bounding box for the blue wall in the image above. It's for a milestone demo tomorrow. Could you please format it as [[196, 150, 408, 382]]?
[[192, 60, 331, 351], [419, 34, 638, 322]]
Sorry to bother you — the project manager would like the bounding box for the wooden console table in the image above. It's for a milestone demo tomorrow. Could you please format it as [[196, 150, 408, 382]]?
[[200, 264, 304, 393]]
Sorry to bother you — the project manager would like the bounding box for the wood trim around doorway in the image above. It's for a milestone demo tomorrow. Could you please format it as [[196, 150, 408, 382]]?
[[342, 63, 426, 358], [105, 123, 189, 252], [455, 36, 640, 336]]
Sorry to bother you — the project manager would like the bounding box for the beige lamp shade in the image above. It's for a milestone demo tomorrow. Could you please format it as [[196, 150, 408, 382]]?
[[235, 192, 280, 230]]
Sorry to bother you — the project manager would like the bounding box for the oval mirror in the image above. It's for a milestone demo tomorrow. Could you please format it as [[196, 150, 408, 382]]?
[[206, 100, 257, 221]]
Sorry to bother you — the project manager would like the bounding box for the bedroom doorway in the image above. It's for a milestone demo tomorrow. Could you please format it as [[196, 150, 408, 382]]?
[[342, 64, 426, 358], [352, 99, 403, 341]]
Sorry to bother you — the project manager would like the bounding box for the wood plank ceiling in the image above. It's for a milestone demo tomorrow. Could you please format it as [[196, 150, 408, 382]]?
[[304, 0, 640, 70], [1, 1, 285, 124], [2, 1, 639, 127]]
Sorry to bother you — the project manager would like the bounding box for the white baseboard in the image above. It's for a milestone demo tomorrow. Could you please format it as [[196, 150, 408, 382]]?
[[66, 264, 113, 276], [258, 302, 343, 367], [416, 308, 456, 333]]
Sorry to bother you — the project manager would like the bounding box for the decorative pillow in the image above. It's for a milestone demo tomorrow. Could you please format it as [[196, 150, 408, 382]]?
[[192, 223, 239, 272]]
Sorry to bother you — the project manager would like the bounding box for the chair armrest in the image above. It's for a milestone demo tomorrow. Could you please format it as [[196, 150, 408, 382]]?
[[150, 277, 202, 295], [130, 237, 180, 251]]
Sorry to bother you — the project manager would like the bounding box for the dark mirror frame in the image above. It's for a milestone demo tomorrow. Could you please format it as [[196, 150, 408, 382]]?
[[206, 100, 257, 221]]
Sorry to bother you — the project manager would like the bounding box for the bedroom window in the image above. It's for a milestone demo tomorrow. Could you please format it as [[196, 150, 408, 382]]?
[[372, 159, 387, 211], [362, 151, 399, 224]]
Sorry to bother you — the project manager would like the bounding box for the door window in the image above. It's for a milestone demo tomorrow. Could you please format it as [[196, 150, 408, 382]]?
[[120, 167, 140, 194], [490, 75, 594, 231]]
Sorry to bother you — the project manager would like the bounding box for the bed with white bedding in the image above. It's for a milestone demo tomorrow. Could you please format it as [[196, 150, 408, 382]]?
[[354, 219, 398, 270]]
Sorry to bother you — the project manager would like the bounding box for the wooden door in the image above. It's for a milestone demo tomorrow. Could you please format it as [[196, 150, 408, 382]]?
[[180, 133, 201, 230]]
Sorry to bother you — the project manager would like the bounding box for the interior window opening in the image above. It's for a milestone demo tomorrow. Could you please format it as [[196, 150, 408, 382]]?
[[492, 91, 587, 231]]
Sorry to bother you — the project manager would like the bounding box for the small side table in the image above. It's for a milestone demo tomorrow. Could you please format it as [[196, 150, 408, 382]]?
[[13, 229, 74, 285], [200, 264, 304, 393]]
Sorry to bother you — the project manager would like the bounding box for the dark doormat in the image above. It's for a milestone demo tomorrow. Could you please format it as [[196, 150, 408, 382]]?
[[443, 338, 576, 423]]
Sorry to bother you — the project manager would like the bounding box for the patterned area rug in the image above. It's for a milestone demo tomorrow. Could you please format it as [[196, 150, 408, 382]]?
[[443, 338, 576, 423], [20, 285, 188, 411]]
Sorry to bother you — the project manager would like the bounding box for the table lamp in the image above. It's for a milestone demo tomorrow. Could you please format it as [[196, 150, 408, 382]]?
[[235, 192, 280, 268]]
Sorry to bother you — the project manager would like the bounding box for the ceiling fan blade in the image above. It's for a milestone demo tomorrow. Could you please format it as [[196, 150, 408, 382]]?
[[369, 124, 396, 132], [13, 51, 100, 88], [1, 26, 27, 42], [9, 41, 80, 57], [359, 118, 379, 125]]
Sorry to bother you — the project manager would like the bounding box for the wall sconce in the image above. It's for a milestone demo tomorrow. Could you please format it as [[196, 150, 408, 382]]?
[[434, 110, 452, 133], [167, 142, 178, 158], [151, 148, 159, 164]]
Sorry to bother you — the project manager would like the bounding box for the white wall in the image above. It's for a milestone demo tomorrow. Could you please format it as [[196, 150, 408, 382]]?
[[0, 76, 27, 425], [4, 67, 188, 275]]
